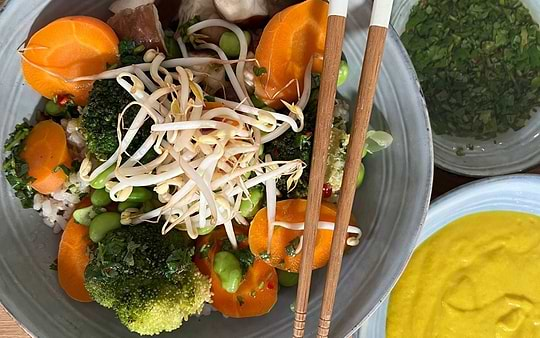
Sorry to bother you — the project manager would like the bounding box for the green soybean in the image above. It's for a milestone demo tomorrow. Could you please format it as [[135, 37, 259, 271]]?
[[213, 251, 242, 293], [91, 189, 112, 207], [118, 201, 141, 212], [356, 163, 365, 188], [126, 187, 153, 202], [73, 206, 99, 226], [278, 270, 299, 287], [239, 185, 264, 219], [219, 31, 251, 59], [198, 225, 216, 236], [90, 165, 115, 190], [45, 100, 62, 116], [337, 60, 349, 87], [89, 212, 121, 243], [142, 200, 155, 213]]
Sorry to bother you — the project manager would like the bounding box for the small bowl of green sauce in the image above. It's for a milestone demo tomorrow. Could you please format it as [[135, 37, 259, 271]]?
[[391, 0, 540, 176]]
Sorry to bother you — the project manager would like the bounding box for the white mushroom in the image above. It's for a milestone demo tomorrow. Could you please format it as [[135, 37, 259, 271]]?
[[109, 0, 155, 14], [213, 0, 269, 23]]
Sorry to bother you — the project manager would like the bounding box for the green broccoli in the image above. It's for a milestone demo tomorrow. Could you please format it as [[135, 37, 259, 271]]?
[[84, 224, 211, 336], [81, 80, 152, 161], [265, 75, 351, 198]]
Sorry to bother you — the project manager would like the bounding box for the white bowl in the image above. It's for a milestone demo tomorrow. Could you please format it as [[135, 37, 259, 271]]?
[[391, 0, 540, 177], [354, 174, 540, 337]]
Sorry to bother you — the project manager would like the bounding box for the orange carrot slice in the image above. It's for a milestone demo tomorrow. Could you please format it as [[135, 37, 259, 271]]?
[[254, 0, 328, 108], [20, 120, 71, 195], [58, 199, 93, 303], [194, 228, 278, 318], [249, 199, 337, 272], [22, 16, 119, 105]]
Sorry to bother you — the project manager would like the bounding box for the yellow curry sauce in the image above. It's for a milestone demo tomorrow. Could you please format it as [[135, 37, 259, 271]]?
[[387, 211, 540, 338]]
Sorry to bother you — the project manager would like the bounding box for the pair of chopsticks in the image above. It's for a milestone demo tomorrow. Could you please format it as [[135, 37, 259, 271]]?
[[292, 0, 395, 337]]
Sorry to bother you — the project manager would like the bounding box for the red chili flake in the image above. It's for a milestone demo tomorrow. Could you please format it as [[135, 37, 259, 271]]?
[[272, 147, 279, 158], [267, 281, 275, 290], [322, 183, 332, 198], [57, 95, 70, 106]]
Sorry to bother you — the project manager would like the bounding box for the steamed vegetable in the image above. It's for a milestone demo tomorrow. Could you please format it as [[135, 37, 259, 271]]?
[[254, 0, 328, 108], [21, 16, 119, 105], [58, 199, 93, 303], [81, 80, 152, 161], [3, 122, 35, 208], [249, 199, 361, 272], [20, 120, 71, 194], [85, 223, 211, 336], [195, 228, 278, 318]]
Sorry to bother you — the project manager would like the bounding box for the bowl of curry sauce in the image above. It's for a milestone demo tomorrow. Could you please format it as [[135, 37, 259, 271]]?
[[356, 174, 540, 338]]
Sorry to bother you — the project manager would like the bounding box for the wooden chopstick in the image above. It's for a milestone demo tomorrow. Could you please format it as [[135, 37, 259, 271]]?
[[316, 0, 395, 337], [292, 1, 350, 337]]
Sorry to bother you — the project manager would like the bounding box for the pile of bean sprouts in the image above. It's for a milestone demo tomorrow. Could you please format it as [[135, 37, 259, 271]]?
[[74, 19, 361, 249]]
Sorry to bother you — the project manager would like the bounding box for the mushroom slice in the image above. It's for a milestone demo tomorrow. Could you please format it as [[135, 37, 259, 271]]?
[[214, 0, 269, 23], [109, 0, 154, 14], [108, 3, 168, 54]]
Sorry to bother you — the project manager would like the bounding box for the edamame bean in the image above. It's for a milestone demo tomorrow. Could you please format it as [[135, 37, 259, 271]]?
[[219, 31, 251, 59], [142, 200, 155, 213], [213, 251, 242, 293], [118, 201, 141, 212], [356, 162, 365, 188], [126, 187, 153, 202], [90, 165, 115, 189], [89, 212, 121, 243], [91, 189, 112, 207], [278, 270, 299, 287], [198, 225, 216, 236], [240, 185, 264, 219], [45, 100, 62, 116], [73, 206, 99, 226], [337, 60, 349, 86]]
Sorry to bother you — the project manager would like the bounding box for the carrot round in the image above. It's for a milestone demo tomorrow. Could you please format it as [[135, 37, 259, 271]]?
[[22, 16, 119, 105], [249, 199, 337, 272], [254, 0, 328, 108], [20, 120, 71, 195], [194, 228, 278, 318], [58, 199, 93, 303]]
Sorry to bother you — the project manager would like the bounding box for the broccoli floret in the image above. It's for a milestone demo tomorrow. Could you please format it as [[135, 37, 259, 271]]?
[[265, 74, 351, 198], [81, 80, 152, 161], [85, 224, 211, 336]]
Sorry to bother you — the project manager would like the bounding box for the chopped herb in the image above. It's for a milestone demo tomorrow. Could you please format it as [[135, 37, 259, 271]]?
[[259, 251, 270, 261], [53, 164, 71, 176], [3, 122, 35, 208], [285, 236, 301, 257], [177, 16, 201, 43], [250, 290, 257, 297], [49, 259, 58, 271], [258, 281, 265, 290], [204, 95, 216, 102], [235, 233, 247, 242], [237, 295, 245, 306], [402, 0, 540, 140], [118, 40, 146, 66], [253, 66, 267, 77], [199, 243, 212, 259]]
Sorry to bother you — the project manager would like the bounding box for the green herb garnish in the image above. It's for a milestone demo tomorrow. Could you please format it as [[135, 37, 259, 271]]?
[[285, 236, 301, 257], [253, 66, 267, 77], [402, 0, 540, 140], [118, 40, 145, 66], [3, 122, 35, 208]]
